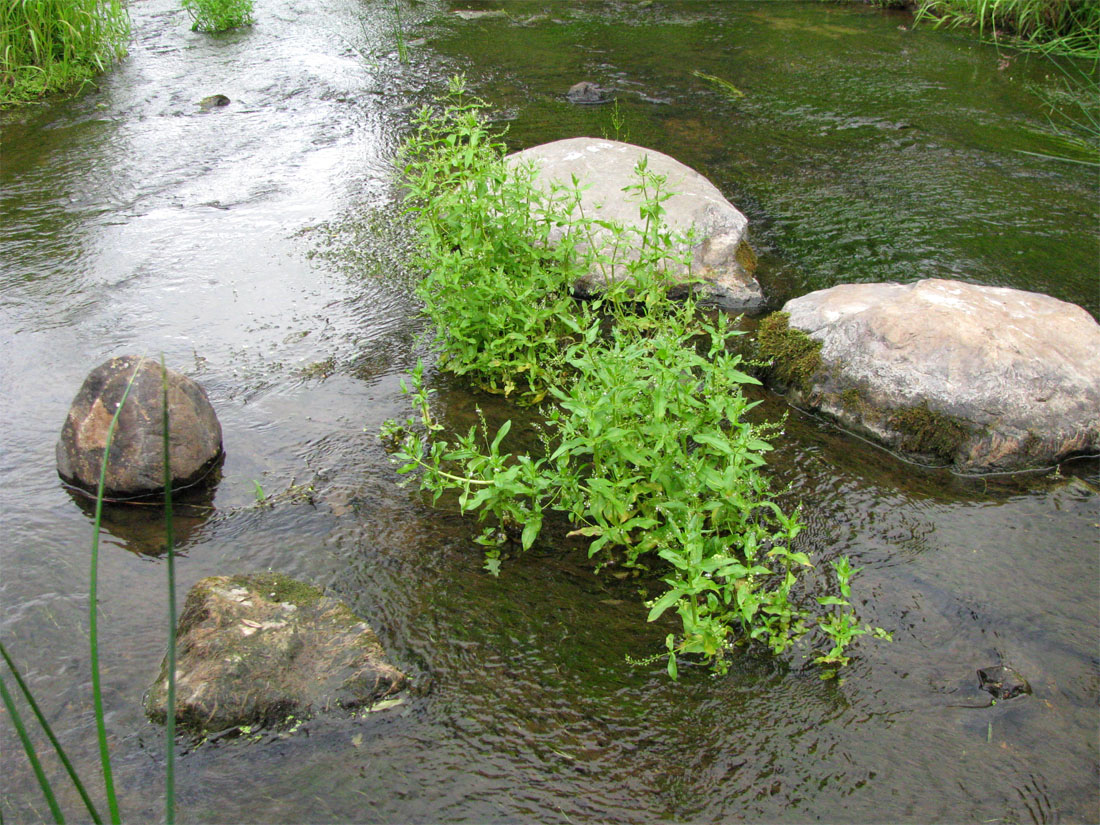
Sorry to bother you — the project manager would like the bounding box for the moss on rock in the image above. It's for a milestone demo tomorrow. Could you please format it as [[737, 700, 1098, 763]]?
[[756, 312, 822, 393], [735, 239, 758, 276], [228, 572, 324, 608], [889, 402, 971, 463]]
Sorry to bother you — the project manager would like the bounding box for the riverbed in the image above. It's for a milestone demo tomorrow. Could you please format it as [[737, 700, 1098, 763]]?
[[1, 1, 1097, 822]]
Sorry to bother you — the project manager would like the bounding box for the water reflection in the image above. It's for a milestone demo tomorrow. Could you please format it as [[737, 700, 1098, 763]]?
[[64, 479, 220, 557]]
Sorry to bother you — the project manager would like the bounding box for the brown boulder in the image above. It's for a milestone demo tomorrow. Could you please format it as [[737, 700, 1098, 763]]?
[[56, 355, 223, 499]]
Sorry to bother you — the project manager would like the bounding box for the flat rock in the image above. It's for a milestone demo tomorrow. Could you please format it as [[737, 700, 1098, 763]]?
[[57, 355, 223, 499], [145, 573, 406, 733], [769, 279, 1100, 472], [507, 138, 764, 311]]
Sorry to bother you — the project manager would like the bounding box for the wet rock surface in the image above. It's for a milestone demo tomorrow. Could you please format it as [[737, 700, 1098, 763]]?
[[145, 573, 406, 733], [56, 355, 223, 499], [507, 138, 764, 311], [566, 81, 612, 105], [767, 279, 1100, 473]]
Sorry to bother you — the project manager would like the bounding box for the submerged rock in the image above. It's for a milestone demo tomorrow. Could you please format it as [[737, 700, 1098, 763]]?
[[761, 279, 1100, 473], [145, 573, 406, 733], [507, 138, 764, 311], [978, 666, 1031, 700], [57, 355, 223, 499], [566, 81, 612, 105]]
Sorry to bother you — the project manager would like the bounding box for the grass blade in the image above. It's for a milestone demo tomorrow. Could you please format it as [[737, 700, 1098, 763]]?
[[160, 357, 177, 825], [89, 358, 144, 825], [0, 643, 104, 824], [0, 671, 65, 824]]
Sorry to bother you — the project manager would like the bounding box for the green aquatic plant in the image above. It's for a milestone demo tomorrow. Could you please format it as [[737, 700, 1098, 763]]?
[[383, 77, 886, 677], [393, 0, 409, 64], [692, 69, 746, 101], [182, 0, 253, 33], [397, 76, 583, 402], [602, 98, 630, 142], [1022, 56, 1099, 166], [0, 0, 129, 104], [1, 358, 179, 823], [913, 0, 1100, 58]]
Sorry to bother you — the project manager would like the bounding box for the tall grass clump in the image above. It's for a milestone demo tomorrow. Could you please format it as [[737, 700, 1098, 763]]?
[[0, 0, 129, 105], [382, 76, 889, 679], [182, 0, 253, 33], [914, 0, 1100, 57], [1, 357, 179, 823]]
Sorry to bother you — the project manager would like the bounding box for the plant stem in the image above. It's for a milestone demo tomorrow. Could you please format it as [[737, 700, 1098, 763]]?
[[0, 643, 103, 823], [0, 672, 65, 824], [160, 357, 177, 825], [90, 359, 143, 825]]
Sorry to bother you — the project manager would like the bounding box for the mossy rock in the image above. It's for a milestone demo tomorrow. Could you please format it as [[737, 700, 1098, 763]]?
[[145, 573, 405, 734], [771, 279, 1100, 473]]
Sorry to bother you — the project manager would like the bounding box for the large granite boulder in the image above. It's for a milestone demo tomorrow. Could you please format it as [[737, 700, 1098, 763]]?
[[57, 355, 223, 499], [759, 279, 1100, 473], [507, 138, 764, 311], [145, 573, 406, 733]]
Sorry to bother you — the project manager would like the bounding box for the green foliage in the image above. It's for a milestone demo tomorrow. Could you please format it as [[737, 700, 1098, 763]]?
[[1022, 56, 1099, 166], [393, 0, 409, 64], [397, 77, 584, 402], [0, 0, 129, 104], [383, 78, 886, 677], [914, 0, 1100, 58], [756, 312, 823, 393], [182, 0, 253, 33]]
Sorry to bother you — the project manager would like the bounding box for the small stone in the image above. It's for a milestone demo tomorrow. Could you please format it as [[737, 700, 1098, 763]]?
[[199, 94, 230, 110], [566, 81, 612, 105]]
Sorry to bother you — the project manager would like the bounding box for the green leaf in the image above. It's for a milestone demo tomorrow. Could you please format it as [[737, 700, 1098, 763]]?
[[521, 516, 541, 551], [647, 589, 684, 622]]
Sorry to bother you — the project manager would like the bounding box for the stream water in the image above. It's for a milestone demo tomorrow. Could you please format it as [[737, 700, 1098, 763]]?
[[1, 1, 1097, 822]]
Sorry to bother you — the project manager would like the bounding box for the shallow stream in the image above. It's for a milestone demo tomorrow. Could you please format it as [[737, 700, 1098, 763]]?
[[1, 1, 1097, 822]]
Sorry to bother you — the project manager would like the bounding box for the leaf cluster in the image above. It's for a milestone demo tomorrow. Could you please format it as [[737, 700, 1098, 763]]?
[[182, 0, 253, 33], [383, 77, 887, 677]]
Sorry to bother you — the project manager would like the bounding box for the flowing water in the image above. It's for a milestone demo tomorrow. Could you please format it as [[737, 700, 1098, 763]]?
[[1, 1, 1097, 822]]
